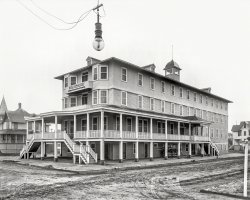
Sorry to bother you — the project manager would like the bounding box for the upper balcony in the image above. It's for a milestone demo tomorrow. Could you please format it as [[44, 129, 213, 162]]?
[[65, 81, 93, 95]]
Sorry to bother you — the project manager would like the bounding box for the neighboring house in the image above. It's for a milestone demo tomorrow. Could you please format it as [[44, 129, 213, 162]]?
[[231, 121, 250, 146], [21, 56, 232, 164], [0, 97, 35, 154]]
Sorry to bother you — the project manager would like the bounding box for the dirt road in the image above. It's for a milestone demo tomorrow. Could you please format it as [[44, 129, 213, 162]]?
[[0, 157, 248, 199]]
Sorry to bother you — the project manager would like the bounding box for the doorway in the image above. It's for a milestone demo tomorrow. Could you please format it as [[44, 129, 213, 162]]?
[[145, 143, 148, 158]]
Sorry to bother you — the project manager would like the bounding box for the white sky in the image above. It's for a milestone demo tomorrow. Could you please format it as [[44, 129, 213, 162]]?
[[0, 0, 250, 130]]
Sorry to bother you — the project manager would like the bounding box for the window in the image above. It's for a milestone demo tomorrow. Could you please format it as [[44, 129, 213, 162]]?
[[216, 101, 218, 108], [170, 123, 174, 134], [81, 119, 87, 131], [171, 85, 175, 96], [104, 117, 108, 130], [92, 91, 98, 105], [116, 116, 120, 131], [100, 65, 108, 80], [150, 98, 154, 111], [64, 98, 68, 108], [206, 96, 208, 105], [244, 131, 247, 136], [138, 73, 143, 86], [180, 105, 183, 116], [220, 102, 223, 109], [70, 97, 77, 107], [143, 120, 148, 133], [225, 104, 228, 111], [185, 144, 189, 151], [194, 92, 197, 102], [138, 120, 143, 132], [171, 103, 175, 114], [100, 90, 108, 104], [92, 117, 98, 130], [121, 91, 127, 106], [64, 77, 68, 88], [138, 119, 148, 133], [93, 66, 98, 81], [126, 118, 132, 131], [82, 94, 88, 105], [70, 76, 77, 86], [161, 81, 165, 93], [82, 71, 88, 82], [121, 68, 127, 82], [138, 95, 143, 109], [211, 99, 214, 107], [187, 107, 190, 116], [161, 101, 165, 112], [157, 121, 165, 133], [199, 94, 203, 104], [179, 88, 183, 98], [211, 128, 214, 138], [150, 78, 155, 90], [187, 90, 190, 100]]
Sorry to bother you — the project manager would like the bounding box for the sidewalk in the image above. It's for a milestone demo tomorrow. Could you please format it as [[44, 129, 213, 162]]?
[[0, 153, 244, 175]]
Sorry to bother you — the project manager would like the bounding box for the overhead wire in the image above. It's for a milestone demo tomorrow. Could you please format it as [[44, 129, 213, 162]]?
[[16, 0, 94, 30]]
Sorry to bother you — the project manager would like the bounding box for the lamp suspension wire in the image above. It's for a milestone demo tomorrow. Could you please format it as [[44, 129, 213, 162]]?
[[16, 0, 103, 30]]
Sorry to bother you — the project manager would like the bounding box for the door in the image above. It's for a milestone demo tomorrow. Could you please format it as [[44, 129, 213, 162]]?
[[105, 143, 109, 160], [69, 121, 74, 139], [145, 143, 148, 158], [123, 143, 127, 159]]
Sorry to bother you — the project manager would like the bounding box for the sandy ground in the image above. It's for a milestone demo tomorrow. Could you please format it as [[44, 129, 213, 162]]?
[[0, 157, 249, 200]]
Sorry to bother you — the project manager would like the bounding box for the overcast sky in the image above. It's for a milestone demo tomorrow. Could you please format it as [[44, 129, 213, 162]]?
[[0, 0, 249, 130]]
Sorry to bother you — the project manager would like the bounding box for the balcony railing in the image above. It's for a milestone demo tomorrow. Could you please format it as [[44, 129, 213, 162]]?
[[180, 135, 190, 141], [190, 135, 210, 142], [167, 134, 179, 140], [138, 132, 151, 139], [153, 133, 166, 140], [75, 131, 87, 139], [104, 130, 120, 138], [89, 130, 101, 138], [123, 131, 136, 139], [66, 81, 93, 94]]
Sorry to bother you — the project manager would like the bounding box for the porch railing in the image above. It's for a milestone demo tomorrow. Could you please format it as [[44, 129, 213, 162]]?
[[167, 134, 179, 140], [180, 135, 190, 141], [89, 130, 101, 138], [122, 131, 136, 139], [104, 130, 120, 138], [75, 131, 87, 139], [191, 135, 210, 142], [138, 132, 151, 139], [153, 133, 166, 140]]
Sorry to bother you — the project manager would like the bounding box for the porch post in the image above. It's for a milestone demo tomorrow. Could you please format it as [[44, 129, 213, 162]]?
[[73, 114, 76, 139], [41, 141, 44, 160], [165, 120, 168, 140], [26, 121, 29, 141], [100, 111, 104, 138], [150, 118, 153, 139], [85, 141, 90, 163], [119, 141, 123, 163], [86, 113, 89, 138], [208, 143, 211, 155], [177, 142, 181, 159], [150, 141, 153, 161], [165, 142, 168, 160], [120, 113, 123, 138], [135, 116, 138, 139], [189, 123, 191, 137], [201, 143, 205, 157], [55, 115, 58, 139], [54, 141, 58, 162], [178, 122, 180, 140], [33, 121, 36, 133], [188, 142, 192, 158], [41, 118, 44, 139], [135, 141, 139, 162], [100, 140, 105, 165]]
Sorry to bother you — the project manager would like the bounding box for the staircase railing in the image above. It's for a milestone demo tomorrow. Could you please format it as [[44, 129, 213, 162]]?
[[80, 144, 88, 164], [86, 145, 98, 163], [209, 139, 220, 156]]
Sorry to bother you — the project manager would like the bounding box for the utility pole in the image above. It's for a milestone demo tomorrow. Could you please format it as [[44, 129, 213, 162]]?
[[244, 139, 248, 197]]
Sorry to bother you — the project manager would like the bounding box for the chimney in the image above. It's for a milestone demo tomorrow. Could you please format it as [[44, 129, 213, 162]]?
[[201, 87, 211, 93], [18, 103, 22, 109], [142, 64, 156, 72]]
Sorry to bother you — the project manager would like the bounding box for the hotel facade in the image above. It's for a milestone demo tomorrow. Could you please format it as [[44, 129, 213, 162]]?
[[20, 57, 231, 164]]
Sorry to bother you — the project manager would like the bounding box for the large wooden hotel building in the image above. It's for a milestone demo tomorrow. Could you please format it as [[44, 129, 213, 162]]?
[[20, 57, 231, 164]]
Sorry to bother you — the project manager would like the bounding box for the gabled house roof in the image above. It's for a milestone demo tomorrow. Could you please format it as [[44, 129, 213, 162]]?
[[0, 98, 35, 124], [231, 121, 250, 132]]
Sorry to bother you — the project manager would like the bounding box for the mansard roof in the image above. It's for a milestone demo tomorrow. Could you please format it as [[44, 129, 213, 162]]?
[[54, 56, 232, 103]]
